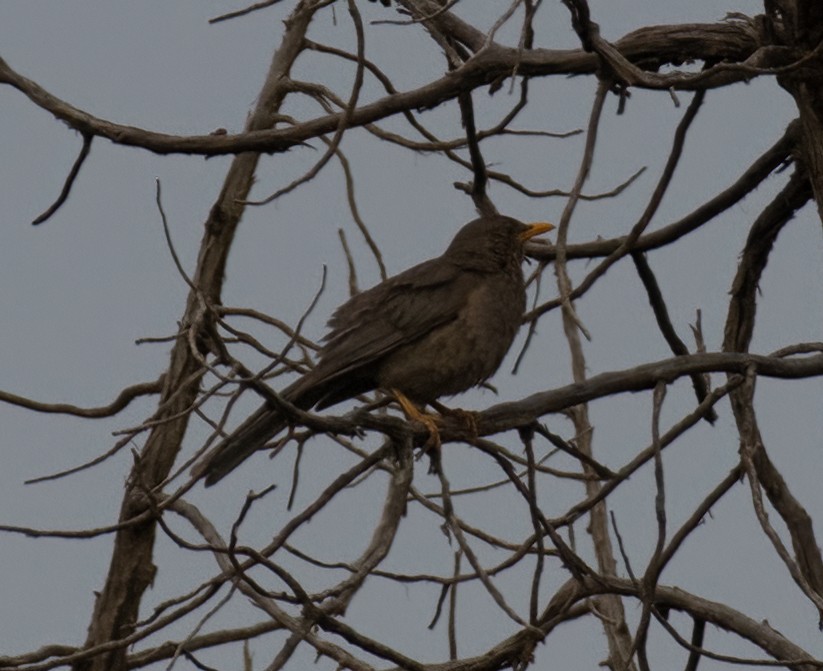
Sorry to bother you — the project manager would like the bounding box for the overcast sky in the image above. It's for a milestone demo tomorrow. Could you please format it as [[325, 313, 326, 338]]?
[[2, 2, 822, 670]]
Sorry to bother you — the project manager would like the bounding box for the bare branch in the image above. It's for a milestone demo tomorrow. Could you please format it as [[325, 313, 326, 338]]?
[[0, 377, 163, 418], [31, 133, 92, 225]]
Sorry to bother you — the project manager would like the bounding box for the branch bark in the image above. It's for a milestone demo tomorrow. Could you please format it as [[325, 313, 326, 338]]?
[[74, 3, 329, 669]]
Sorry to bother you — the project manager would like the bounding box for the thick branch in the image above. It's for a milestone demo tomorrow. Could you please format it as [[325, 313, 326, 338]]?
[[478, 351, 823, 434], [0, 21, 765, 158], [74, 3, 327, 670]]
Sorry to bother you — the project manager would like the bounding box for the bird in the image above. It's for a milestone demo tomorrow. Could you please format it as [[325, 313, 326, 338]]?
[[197, 214, 554, 485]]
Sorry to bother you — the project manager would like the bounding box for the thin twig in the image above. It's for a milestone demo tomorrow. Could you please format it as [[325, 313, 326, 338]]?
[[32, 133, 93, 225]]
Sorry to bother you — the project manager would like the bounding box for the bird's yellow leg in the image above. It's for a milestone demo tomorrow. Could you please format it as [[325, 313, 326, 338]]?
[[392, 389, 441, 451]]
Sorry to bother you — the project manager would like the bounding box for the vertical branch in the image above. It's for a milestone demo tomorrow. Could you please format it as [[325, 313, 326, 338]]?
[[722, 168, 823, 619], [522, 429, 546, 625], [74, 3, 328, 670], [632, 382, 668, 671], [553, 78, 637, 671], [448, 551, 462, 660], [772, 0, 823, 225], [631, 251, 717, 422], [457, 91, 497, 216], [736, 369, 823, 615]]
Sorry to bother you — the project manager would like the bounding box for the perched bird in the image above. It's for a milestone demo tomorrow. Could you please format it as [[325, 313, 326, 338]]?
[[198, 215, 554, 485]]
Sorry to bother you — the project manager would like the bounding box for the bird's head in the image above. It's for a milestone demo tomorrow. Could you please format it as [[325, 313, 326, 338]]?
[[445, 215, 554, 271]]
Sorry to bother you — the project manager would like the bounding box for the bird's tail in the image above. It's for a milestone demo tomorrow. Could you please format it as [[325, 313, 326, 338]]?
[[193, 373, 326, 486], [196, 406, 289, 486]]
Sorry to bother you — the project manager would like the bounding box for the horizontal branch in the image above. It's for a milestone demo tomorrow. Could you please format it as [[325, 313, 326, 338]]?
[[399, 572, 818, 671], [479, 350, 823, 434], [524, 118, 799, 267], [311, 350, 823, 446], [0, 376, 164, 418], [0, 21, 763, 157], [594, 576, 818, 669]]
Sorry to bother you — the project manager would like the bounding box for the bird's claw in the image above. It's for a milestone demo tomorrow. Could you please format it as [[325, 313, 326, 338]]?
[[431, 401, 479, 439]]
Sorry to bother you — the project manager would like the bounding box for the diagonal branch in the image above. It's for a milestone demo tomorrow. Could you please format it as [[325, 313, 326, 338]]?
[[0, 22, 764, 158], [73, 3, 330, 670]]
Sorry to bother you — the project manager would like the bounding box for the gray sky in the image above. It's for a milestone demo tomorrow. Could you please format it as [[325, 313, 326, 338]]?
[[2, 2, 822, 669]]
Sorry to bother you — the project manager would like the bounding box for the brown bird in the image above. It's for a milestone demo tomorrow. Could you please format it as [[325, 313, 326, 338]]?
[[198, 215, 553, 485]]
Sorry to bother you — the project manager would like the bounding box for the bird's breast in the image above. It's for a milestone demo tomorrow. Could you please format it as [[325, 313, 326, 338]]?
[[376, 273, 525, 403]]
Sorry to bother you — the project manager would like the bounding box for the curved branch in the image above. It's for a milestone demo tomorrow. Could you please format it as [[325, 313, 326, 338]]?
[[0, 22, 764, 158], [32, 132, 93, 225], [0, 377, 164, 418], [479, 351, 823, 435], [393, 574, 819, 671], [524, 119, 799, 320]]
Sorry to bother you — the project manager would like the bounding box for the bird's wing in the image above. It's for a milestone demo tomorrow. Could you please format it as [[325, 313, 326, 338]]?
[[306, 257, 476, 386]]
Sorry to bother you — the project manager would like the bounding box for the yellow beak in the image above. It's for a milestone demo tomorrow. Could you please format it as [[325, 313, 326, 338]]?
[[519, 222, 555, 242]]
